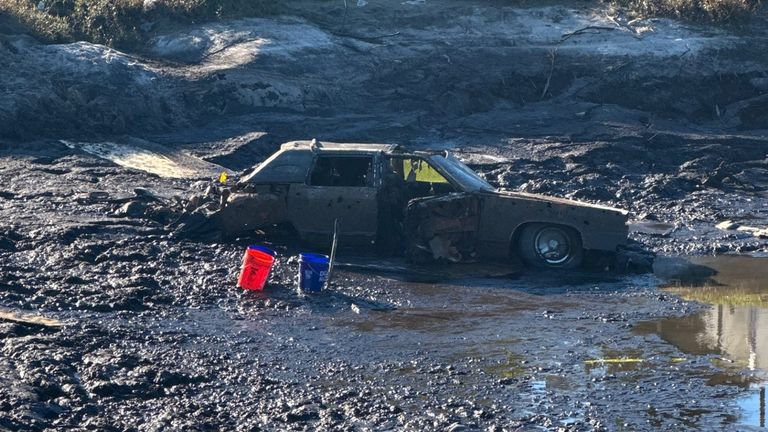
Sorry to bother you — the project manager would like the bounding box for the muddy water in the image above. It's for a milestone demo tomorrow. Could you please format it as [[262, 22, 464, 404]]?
[[343, 256, 768, 429], [336, 271, 644, 363], [639, 255, 768, 428]]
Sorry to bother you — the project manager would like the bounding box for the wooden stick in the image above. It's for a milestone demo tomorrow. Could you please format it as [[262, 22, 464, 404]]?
[[561, 26, 617, 42], [325, 218, 340, 291], [540, 48, 557, 100], [0, 310, 63, 328], [342, 0, 348, 30]]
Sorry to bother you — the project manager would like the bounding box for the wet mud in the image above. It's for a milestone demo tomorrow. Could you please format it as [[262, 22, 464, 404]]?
[[2, 0, 768, 430], [1, 139, 767, 430]]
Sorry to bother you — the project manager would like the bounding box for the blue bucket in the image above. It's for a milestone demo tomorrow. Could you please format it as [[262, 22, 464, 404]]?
[[299, 253, 329, 292]]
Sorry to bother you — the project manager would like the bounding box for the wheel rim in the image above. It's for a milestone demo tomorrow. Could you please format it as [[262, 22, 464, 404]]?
[[533, 227, 571, 265]]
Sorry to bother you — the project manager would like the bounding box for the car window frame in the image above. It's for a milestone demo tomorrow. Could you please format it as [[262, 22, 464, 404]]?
[[305, 153, 379, 188], [385, 154, 462, 192]]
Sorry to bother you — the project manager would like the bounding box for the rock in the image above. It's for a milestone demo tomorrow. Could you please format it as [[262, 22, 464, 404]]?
[[172, 210, 211, 237], [87, 381, 131, 398], [750, 77, 768, 91], [630, 220, 675, 236], [617, 250, 654, 273], [76, 191, 110, 204], [283, 406, 320, 423], [652, 257, 717, 281], [716, 220, 739, 230], [153, 370, 189, 387], [185, 194, 206, 212], [133, 188, 160, 201], [114, 201, 146, 218]]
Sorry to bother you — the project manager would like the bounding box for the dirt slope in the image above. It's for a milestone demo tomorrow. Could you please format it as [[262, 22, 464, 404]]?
[[1, 0, 767, 141]]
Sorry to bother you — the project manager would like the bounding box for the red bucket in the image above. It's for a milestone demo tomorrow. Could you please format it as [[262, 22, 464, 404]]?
[[237, 245, 275, 291]]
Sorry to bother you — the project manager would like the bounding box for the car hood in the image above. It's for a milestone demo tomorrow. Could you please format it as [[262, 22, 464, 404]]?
[[482, 190, 629, 216]]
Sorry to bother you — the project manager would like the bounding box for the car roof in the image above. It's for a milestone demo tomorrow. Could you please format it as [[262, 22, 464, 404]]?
[[280, 140, 399, 154]]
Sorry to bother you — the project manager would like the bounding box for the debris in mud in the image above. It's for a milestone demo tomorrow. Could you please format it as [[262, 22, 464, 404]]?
[[612, 242, 655, 273], [61, 139, 230, 179], [717, 220, 741, 231], [0, 310, 64, 328], [715, 220, 768, 239], [584, 357, 645, 365], [630, 220, 676, 237]]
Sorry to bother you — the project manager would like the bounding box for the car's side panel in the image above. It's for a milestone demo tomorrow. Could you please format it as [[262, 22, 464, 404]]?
[[476, 194, 628, 258], [287, 184, 379, 245], [213, 190, 288, 234]]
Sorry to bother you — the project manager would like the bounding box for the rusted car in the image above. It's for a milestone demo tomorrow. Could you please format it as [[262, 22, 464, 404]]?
[[215, 140, 628, 268]]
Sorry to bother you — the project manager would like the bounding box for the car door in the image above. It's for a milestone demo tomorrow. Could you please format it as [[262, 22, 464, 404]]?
[[288, 153, 379, 245]]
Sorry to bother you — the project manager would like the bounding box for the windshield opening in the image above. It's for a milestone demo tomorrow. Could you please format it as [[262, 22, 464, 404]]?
[[428, 155, 495, 192]]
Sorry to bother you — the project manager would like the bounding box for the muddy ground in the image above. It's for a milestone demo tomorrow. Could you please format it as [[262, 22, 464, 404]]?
[[2, 0, 768, 430]]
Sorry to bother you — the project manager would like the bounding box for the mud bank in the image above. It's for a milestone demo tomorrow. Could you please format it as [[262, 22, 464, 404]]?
[[3, 0, 766, 252], [1, 1, 767, 140]]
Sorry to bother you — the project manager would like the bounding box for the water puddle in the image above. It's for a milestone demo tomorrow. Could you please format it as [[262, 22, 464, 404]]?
[[737, 386, 767, 428], [642, 255, 768, 428]]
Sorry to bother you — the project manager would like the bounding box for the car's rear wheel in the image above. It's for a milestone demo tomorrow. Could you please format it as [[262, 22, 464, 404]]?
[[517, 223, 583, 269]]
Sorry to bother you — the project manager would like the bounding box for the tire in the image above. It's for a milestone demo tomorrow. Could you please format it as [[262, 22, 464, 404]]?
[[517, 223, 583, 269]]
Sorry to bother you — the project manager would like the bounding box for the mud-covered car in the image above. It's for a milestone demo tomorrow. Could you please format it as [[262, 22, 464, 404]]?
[[215, 140, 628, 268]]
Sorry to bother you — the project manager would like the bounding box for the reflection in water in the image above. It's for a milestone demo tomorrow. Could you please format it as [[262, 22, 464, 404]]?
[[642, 255, 768, 428], [637, 305, 768, 370], [737, 386, 766, 428]]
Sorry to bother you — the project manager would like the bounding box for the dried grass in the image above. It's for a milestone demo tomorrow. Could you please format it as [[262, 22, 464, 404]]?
[[0, 0, 72, 43], [1, 0, 763, 51], [0, 0, 275, 48], [611, 0, 763, 22]]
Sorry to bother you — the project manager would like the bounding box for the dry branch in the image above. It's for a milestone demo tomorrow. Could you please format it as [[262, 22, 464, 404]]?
[[561, 26, 619, 41], [540, 48, 557, 100]]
